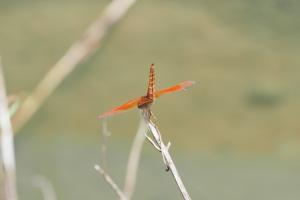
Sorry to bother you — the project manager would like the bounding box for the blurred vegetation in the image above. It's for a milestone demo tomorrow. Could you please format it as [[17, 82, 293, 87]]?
[[1, 0, 300, 199]]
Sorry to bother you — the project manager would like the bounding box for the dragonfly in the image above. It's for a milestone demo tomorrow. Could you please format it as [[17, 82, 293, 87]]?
[[98, 64, 194, 119]]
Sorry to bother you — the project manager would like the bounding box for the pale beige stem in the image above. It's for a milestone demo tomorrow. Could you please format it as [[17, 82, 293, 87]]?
[[12, 0, 138, 132], [142, 110, 192, 200], [95, 165, 127, 200], [123, 115, 147, 199], [101, 118, 111, 170], [0, 59, 18, 200], [32, 175, 57, 200]]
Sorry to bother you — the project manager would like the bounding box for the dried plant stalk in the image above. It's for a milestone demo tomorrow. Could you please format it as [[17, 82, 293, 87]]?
[[142, 110, 192, 200], [13, 0, 138, 132], [0, 60, 18, 200], [97, 116, 146, 200], [96, 119, 127, 199], [123, 116, 147, 199], [100, 118, 110, 170], [32, 175, 57, 200], [95, 164, 127, 200], [98, 111, 191, 200]]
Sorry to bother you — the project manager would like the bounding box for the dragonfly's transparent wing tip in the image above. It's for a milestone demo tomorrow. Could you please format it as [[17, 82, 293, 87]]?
[[182, 80, 196, 90], [97, 112, 113, 120]]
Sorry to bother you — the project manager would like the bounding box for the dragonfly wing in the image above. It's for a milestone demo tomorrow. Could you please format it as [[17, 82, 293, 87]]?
[[154, 80, 195, 98], [98, 97, 141, 119]]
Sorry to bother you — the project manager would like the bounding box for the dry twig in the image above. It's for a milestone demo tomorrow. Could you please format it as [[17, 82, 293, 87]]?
[[95, 119, 127, 199], [95, 164, 127, 200], [97, 115, 146, 200], [100, 118, 110, 170], [12, 0, 138, 132], [0, 60, 18, 200], [97, 110, 191, 200], [142, 109, 192, 200]]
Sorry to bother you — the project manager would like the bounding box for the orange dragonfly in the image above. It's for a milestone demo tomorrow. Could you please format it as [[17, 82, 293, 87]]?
[[98, 64, 194, 119]]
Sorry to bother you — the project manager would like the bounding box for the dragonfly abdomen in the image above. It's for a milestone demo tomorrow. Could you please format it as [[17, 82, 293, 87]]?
[[146, 64, 155, 100]]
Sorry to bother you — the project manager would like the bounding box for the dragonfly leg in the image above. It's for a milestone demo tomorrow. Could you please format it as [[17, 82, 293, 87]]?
[[149, 110, 157, 122]]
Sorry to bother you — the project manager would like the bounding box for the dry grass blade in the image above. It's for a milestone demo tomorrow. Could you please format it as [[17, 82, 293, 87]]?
[[32, 175, 57, 200], [12, 0, 138, 132], [123, 116, 147, 199], [0, 59, 18, 200]]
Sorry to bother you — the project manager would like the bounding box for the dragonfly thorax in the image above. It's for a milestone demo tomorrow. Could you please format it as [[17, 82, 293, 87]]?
[[137, 96, 154, 109]]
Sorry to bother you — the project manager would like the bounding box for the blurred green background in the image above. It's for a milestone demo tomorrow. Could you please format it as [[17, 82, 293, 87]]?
[[1, 0, 300, 199]]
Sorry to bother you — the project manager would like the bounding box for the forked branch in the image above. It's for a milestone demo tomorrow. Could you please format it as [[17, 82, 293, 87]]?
[[97, 116, 147, 200], [142, 109, 192, 200], [97, 110, 191, 200]]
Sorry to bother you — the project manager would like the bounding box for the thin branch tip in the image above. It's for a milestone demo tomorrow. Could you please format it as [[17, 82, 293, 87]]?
[[94, 164, 100, 171]]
